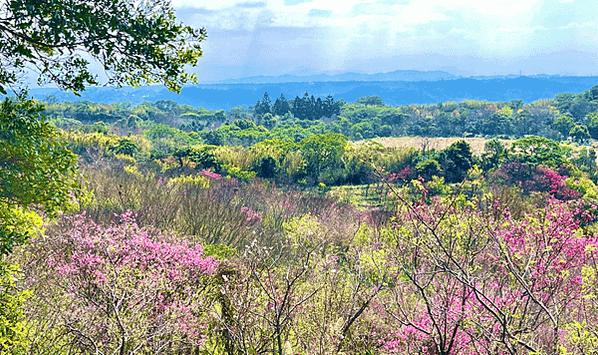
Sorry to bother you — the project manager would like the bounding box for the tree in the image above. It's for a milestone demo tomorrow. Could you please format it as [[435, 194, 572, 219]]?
[[0, 98, 83, 254], [272, 93, 290, 116], [382, 195, 598, 354], [509, 136, 569, 168], [1, 0, 207, 228], [21, 212, 217, 354], [355, 95, 384, 106], [439, 140, 473, 183], [552, 115, 575, 138], [585, 112, 598, 139], [323, 95, 338, 117], [254, 92, 272, 117], [481, 138, 506, 171], [570, 124, 590, 143], [0, 0, 206, 94], [300, 133, 348, 183], [0, 1, 206, 348]]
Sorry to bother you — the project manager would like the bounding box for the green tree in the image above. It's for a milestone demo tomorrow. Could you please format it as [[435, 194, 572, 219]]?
[[552, 115, 575, 138], [109, 138, 140, 156], [355, 95, 384, 106], [272, 93, 291, 116], [262, 113, 277, 130], [323, 95, 341, 117], [1, 1, 206, 348], [481, 138, 506, 171], [570, 124, 590, 143], [586, 112, 598, 140], [0, 99, 84, 351], [416, 158, 442, 181], [255, 92, 272, 117], [300, 133, 348, 183], [0, 98, 83, 255], [0, 0, 206, 94], [482, 106, 513, 136], [438, 140, 473, 183], [509, 136, 569, 168]]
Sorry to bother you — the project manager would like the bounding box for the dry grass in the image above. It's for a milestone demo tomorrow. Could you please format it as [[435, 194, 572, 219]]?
[[357, 137, 514, 156]]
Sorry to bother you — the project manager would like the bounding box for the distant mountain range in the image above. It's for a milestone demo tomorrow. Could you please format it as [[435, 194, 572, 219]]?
[[23, 74, 598, 111], [209, 70, 596, 85], [213, 70, 458, 84]]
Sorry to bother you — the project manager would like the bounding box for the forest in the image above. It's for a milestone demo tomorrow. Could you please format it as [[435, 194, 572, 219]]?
[[2, 0, 598, 354], [1, 83, 597, 354], [43, 84, 598, 146]]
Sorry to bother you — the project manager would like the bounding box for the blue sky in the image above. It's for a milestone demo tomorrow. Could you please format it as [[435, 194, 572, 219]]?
[[172, 0, 597, 81]]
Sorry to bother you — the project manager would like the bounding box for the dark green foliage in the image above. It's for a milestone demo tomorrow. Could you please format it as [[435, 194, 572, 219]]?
[[262, 113, 277, 130], [586, 112, 598, 139], [255, 156, 277, 178], [0, 97, 82, 252], [570, 124, 590, 143], [272, 93, 291, 116], [570, 147, 598, 177], [355, 95, 385, 106], [509, 136, 570, 168], [0, 0, 206, 94], [416, 159, 442, 181], [233, 119, 257, 130], [83, 121, 110, 134], [254, 92, 272, 117], [438, 140, 474, 183], [552, 115, 575, 138], [481, 138, 506, 172], [190, 146, 222, 172], [290, 92, 341, 120], [110, 138, 140, 156]]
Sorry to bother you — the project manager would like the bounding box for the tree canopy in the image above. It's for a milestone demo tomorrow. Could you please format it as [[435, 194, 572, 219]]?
[[0, 0, 207, 94], [0, 0, 206, 245], [0, 1, 206, 347]]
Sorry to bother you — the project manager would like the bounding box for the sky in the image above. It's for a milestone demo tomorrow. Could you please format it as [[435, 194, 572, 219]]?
[[171, 0, 598, 81]]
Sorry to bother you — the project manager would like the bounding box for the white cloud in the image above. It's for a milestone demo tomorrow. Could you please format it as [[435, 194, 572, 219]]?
[[175, 0, 596, 76], [556, 21, 597, 30], [172, 0, 265, 11]]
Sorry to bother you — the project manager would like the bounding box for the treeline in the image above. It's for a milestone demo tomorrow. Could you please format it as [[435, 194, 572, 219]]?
[[61, 111, 598, 194], [42, 85, 598, 147], [254, 92, 342, 120]]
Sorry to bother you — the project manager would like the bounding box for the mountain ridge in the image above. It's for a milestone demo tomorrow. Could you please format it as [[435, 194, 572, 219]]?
[[21, 75, 598, 111]]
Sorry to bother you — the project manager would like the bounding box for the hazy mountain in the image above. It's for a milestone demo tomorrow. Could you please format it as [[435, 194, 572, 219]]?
[[214, 70, 457, 84], [26, 75, 598, 111]]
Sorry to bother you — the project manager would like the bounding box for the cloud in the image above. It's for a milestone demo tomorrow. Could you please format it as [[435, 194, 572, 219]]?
[[172, 0, 266, 10], [556, 21, 597, 30], [308, 9, 333, 18], [283, 0, 313, 5], [174, 0, 597, 77]]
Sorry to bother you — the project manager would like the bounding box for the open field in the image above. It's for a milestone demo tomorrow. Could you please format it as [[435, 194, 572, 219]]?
[[359, 136, 514, 155]]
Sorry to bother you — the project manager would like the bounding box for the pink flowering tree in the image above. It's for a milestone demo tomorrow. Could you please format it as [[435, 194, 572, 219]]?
[[485, 199, 598, 353], [17, 211, 217, 354], [381, 198, 494, 355], [380, 193, 598, 354]]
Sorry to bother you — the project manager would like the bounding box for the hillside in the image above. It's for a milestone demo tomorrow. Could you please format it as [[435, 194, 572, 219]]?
[[26, 75, 598, 111]]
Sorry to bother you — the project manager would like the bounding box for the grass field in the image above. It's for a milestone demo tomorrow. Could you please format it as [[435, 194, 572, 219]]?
[[358, 136, 514, 155]]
